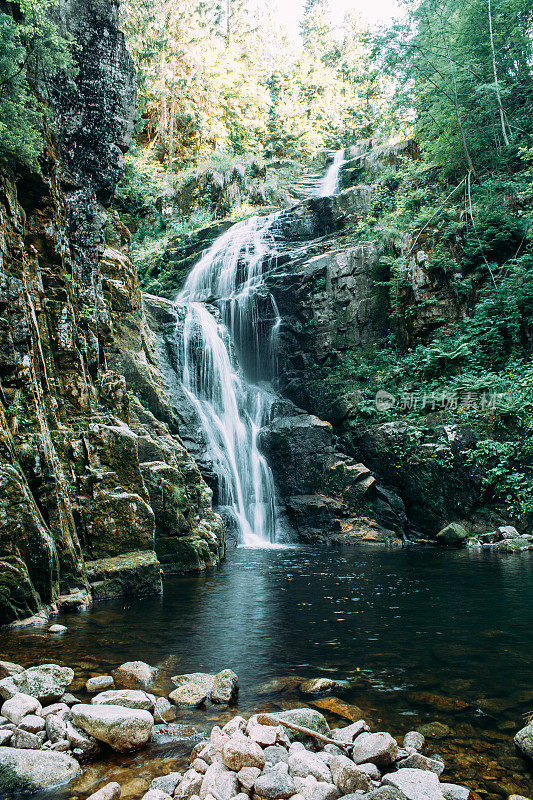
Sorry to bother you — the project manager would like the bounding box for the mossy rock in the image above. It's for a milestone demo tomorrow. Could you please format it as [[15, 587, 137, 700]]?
[[276, 707, 330, 744], [436, 523, 468, 546]]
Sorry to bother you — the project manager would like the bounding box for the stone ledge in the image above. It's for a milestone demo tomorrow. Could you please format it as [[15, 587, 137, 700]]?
[[85, 550, 163, 600]]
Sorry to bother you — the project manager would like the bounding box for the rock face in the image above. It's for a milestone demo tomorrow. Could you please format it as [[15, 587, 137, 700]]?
[[0, 1, 224, 624]]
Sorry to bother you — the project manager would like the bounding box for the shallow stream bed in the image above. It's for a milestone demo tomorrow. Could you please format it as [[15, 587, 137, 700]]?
[[1, 545, 532, 799]]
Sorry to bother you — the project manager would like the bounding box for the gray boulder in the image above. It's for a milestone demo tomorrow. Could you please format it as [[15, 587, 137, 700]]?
[[403, 731, 425, 752], [515, 724, 533, 759], [9, 664, 74, 703], [200, 761, 240, 800], [276, 708, 330, 744], [329, 754, 372, 794], [86, 783, 122, 800], [222, 731, 265, 771], [91, 689, 156, 710], [254, 762, 296, 799], [1, 692, 41, 724], [71, 703, 153, 752], [112, 661, 156, 689], [86, 676, 114, 693], [398, 752, 444, 775], [289, 750, 332, 782], [351, 731, 398, 767], [211, 669, 239, 704], [150, 773, 182, 794], [383, 768, 446, 800]]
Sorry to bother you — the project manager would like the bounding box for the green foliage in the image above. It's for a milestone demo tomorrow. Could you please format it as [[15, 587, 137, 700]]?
[[0, 0, 73, 169]]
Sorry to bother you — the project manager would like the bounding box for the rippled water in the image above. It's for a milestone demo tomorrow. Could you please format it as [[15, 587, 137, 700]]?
[[1, 545, 532, 799]]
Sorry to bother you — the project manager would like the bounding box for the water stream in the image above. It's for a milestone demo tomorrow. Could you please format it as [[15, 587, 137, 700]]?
[[175, 213, 282, 546], [318, 148, 346, 197]]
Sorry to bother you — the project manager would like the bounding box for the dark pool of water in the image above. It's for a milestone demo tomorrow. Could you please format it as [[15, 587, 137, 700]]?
[[1, 544, 532, 799]]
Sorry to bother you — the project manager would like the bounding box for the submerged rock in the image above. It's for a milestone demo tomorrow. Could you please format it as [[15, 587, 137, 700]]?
[[0, 747, 80, 791], [300, 679, 338, 696]]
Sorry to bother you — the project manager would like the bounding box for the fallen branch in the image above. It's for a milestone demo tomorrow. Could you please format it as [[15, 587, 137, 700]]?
[[256, 714, 352, 750]]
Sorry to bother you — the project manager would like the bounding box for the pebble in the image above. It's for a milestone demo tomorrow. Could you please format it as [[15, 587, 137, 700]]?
[[49, 624, 68, 633]]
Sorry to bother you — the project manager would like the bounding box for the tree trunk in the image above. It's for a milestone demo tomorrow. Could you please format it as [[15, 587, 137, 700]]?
[[159, 43, 168, 141], [488, 0, 510, 146], [440, 18, 476, 175], [168, 93, 176, 172]]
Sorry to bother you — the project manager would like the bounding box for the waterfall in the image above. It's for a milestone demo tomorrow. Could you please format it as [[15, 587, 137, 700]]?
[[317, 148, 346, 197], [174, 214, 281, 547]]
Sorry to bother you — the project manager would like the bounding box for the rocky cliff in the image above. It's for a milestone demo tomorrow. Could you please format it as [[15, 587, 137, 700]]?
[[0, 0, 224, 625]]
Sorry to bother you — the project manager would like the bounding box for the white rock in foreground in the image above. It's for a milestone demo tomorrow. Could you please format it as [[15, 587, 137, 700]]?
[[1, 692, 41, 724], [71, 703, 153, 751], [383, 767, 446, 800], [0, 747, 80, 790], [91, 689, 155, 710]]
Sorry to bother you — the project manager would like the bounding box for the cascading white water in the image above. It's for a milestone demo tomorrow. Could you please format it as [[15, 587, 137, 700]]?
[[174, 153, 344, 547], [175, 214, 281, 547], [317, 148, 346, 197]]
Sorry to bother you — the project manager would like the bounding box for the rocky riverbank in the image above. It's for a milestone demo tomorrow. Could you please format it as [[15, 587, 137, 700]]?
[[0, 658, 532, 800]]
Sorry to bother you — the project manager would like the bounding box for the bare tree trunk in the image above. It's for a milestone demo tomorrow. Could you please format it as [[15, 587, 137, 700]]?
[[488, 0, 510, 146], [159, 43, 168, 141], [226, 0, 232, 44], [168, 92, 176, 172]]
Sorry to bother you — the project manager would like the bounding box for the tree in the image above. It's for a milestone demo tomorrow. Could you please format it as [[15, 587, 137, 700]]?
[[0, 0, 73, 169]]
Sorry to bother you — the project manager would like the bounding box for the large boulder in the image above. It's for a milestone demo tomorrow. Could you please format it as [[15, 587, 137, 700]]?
[[329, 754, 372, 794], [0, 747, 80, 792], [222, 731, 265, 771], [383, 768, 446, 800], [1, 692, 41, 724], [288, 750, 332, 782], [71, 703, 153, 751], [276, 708, 330, 744], [351, 732, 398, 767], [212, 669, 239, 704], [7, 664, 74, 703], [91, 689, 156, 710], [254, 762, 296, 799], [435, 523, 468, 546], [112, 660, 157, 689], [170, 672, 215, 706], [200, 761, 240, 800]]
